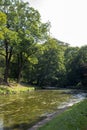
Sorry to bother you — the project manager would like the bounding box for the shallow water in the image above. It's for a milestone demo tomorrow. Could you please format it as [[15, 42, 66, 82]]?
[[0, 90, 86, 130]]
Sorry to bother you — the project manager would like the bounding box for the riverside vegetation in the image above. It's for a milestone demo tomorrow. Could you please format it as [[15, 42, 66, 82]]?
[[0, 83, 35, 94]]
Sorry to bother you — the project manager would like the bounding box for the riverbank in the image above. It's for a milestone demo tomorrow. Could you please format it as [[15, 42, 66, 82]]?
[[38, 99, 87, 130], [0, 83, 35, 94]]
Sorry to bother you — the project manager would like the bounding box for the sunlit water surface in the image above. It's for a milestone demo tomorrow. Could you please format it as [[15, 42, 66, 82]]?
[[0, 90, 86, 130]]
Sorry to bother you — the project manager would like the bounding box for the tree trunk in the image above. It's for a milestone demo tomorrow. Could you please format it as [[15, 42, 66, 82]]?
[[17, 53, 23, 83], [4, 40, 13, 85]]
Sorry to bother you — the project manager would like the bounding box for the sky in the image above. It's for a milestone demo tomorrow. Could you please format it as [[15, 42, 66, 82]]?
[[24, 0, 87, 47]]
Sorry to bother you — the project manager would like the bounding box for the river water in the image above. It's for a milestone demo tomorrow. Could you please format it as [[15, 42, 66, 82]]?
[[0, 89, 86, 130]]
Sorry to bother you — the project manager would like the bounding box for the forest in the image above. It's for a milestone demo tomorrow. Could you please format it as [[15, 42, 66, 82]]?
[[0, 0, 87, 88]]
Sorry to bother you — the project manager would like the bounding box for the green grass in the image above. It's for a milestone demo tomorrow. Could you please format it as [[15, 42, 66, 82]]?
[[38, 99, 87, 130], [0, 84, 35, 94]]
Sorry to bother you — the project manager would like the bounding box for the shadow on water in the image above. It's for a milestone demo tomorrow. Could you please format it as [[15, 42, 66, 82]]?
[[0, 123, 31, 130], [0, 116, 46, 130]]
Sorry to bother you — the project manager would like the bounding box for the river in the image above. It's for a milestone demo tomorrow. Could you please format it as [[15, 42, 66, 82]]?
[[0, 89, 86, 130]]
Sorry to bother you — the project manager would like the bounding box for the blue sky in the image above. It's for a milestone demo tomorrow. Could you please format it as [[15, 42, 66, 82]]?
[[24, 0, 87, 47]]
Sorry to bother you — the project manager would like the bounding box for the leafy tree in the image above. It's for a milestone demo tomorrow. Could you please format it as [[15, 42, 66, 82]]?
[[64, 47, 80, 86], [80, 63, 87, 87], [64, 45, 87, 88], [0, 11, 18, 84], [75, 46, 87, 87], [0, 0, 86, 88], [30, 38, 66, 87], [0, 0, 50, 84]]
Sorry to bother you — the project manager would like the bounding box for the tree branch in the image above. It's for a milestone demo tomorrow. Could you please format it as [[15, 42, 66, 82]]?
[[0, 52, 5, 57]]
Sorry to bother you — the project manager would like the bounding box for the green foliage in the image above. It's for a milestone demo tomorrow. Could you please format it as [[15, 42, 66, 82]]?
[[0, 0, 50, 83], [0, 84, 35, 94], [76, 45, 87, 64], [0, 12, 7, 39], [0, 0, 86, 88], [0, 12, 7, 26], [22, 37, 66, 87], [37, 38, 65, 87], [64, 47, 80, 86]]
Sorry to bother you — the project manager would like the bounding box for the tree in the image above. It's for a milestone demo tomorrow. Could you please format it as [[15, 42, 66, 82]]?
[[76, 45, 87, 87], [64, 47, 80, 86], [0, 0, 50, 84], [0, 11, 18, 84], [80, 63, 87, 87], [30, 37, 66, 87], [64, 45, 87, 87]]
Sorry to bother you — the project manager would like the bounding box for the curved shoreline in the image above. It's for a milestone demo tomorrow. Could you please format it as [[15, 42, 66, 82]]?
[[28, 92, 87, 130], [28, 106, 69, 130]]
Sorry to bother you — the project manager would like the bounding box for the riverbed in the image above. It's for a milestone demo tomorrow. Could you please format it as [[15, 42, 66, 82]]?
[[0, 89, 86, 130]]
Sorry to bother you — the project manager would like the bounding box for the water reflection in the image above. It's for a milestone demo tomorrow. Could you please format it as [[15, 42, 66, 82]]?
[[0, 90, 86, 130]]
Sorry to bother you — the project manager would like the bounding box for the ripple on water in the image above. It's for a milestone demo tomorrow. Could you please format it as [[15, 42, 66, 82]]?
[[0, 90, 87, 129], [58, 93, 87, 109]]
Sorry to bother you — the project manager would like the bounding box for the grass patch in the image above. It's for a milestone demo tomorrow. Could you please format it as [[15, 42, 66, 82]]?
[[0, 83, 35, 94], [38, 99, 87, 130]]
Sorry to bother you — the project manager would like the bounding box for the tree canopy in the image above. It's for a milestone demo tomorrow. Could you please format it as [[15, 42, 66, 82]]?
[[0, 0, 87, 88]]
